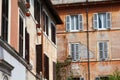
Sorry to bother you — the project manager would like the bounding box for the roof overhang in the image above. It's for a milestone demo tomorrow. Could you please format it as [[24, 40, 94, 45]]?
[[53, 0, 120, 9], [41, 0, 63, 24]]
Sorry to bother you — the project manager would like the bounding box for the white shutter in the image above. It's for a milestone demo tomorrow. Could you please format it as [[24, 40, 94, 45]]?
[[78, 14, 83, 30], [75, 44, 79, 61], [71, 44, 75, 61], [99, 42, 104, 60], [66, 15, 70, 31], [104, 42, 108, 60], [106, 12, 111, 29], [93, 13, 98, 30]]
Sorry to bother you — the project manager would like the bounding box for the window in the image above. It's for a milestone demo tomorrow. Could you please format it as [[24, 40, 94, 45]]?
[[70, 43, 80, 61], [44, 54, 49, 80], [93, 12, 111, 30], [19, 11, 25, 57], [25, 28, 29, 64], [98, 42, 108, 61], [43, 12, 49, 36], [95, 76, 109, 80], [66, 14, 83, 32], [29, 0, 34, 16], [51, 23, 56, 44], [53, 62, 56, 80], [36, 45, 42, 74], [1, 0, 9, 41], [72, 77, 84, 80], [34, 0, 41, 23]]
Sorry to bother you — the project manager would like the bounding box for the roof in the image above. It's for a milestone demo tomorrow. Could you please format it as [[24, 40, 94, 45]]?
[[52, 0, 120, 9], [42, 0, 63, 24]]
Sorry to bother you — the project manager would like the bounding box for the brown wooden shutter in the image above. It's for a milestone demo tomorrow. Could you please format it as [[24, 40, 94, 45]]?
[[25, 28, 29, 64], [53, 62, 56, 80], [36, 45, 42, 74], [44, 54, 49, 80]]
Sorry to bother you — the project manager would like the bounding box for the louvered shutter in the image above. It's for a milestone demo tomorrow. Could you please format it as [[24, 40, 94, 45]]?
[[93, 13, 98, 30], [66, 15, 70, 31], [99, 42, 104, 60], [106, 12, 111, 29], [71, 44, 75, 61], [104, 42, 108, 60], [76, 44, 79, 61], [78, 14, 83, 30]]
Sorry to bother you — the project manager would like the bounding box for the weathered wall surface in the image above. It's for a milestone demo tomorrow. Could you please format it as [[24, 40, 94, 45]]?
[[55, 3, 120, 80]]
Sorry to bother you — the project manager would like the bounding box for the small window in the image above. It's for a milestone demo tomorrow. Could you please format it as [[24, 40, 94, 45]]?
[[98, 42, 108, 61], [66, 14, 83, 32], [93, 12, 111, 30], [70, 43, 80, 61]]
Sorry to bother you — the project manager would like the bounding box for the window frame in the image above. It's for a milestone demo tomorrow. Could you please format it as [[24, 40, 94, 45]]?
[[93, 12, 111, 30], [1, 0, 9, 42], [69, 43, 80, 61], [19, 9, 25, 58], [98, 41, 109, 61], [66, 14, 83, 32]]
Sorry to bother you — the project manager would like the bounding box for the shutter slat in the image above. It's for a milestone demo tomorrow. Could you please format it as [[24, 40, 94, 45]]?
[[66, 15, 70, 31], [93, 13, 98, 30], [106, 12, 111, 29], [78, 14, 83, 30]]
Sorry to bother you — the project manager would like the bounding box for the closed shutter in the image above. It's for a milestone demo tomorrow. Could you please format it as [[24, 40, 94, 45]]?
[[78, 14, 83, 30], [66, 15, 70, 31], [76, 44, 80, 61], [93, 13, 98, 30], [71, 44, 75, 61], [106, 12, 111, 29], [99, 42, 104, 60], [36, 45, 42, 74], [104, 42, 108, 59], [25, 28, 30, 64]]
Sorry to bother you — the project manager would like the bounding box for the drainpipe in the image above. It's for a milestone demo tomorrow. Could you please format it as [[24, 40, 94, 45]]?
[[86, 0, 90, 80]]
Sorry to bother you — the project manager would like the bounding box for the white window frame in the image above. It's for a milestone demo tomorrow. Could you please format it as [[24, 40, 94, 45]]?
[[98, 41, 108, 61], [66, 14, 83, 32], [93, 12, 111, 30], [69, 43, 80, 61]]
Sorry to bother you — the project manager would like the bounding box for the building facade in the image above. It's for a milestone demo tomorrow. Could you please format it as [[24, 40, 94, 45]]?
[[51, 0, 120, 80], [0, 0, 62, 80]]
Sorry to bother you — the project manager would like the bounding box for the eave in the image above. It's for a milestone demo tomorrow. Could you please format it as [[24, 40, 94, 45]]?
[[41, 0, 63, 24], [53, 0, 120, 9]]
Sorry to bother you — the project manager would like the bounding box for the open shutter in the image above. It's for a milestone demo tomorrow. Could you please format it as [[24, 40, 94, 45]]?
[[66, 15, 70, 31], [106, 12, 111, 29], [78, 14, 83, 30], [93, 13, 98, 30], [104, 42, 108, 60]]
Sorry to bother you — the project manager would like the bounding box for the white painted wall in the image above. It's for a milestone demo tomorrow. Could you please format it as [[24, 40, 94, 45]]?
[[0, 46, 26, 80]]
